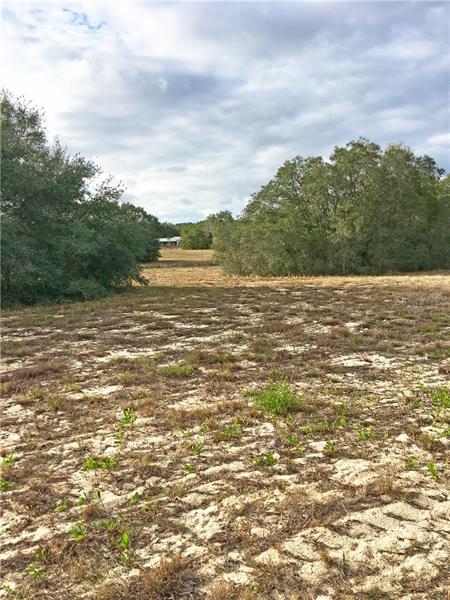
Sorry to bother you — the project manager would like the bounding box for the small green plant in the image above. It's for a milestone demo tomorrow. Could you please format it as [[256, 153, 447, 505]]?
[[54, 498, 70, 512], [1, 452, 15, 467], [427, 461, 439, 481], [83, 456, 118, 471], [115, 429, 125, 445], [0, 480, 13, 491], [25, 563, 44, 580], [192, 440, 204, 456], [69, 522, 86, 541], [357, 425, 374, 441], [250, 379, 299, 415], [115, 408, 138, 445], [285, 433, 305, 454], [430, 387, 450, 409], [405, 456, 418, 470], [35, 547, 45, 561], [129, 490, 148, 505], [77, 489, 101, 505], [325, 441, 337, 455], [103, 519, 118, 533], [252, 452, 277, 467], [334, 416, 348, 428], [118, 531, 133, 564], [120, 408, 138, 427], [184, 462, 194, 473], [220, 421, 241, 440], [118, 531, 131, 550]]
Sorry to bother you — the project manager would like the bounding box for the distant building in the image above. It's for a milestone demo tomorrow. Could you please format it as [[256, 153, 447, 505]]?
[[158, 236, 181, 247]]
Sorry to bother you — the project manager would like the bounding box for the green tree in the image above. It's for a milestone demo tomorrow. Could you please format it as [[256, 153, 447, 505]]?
[[214, 138, 449, 276], [181, 223, 212, 249], [0, 91, 159, 306]]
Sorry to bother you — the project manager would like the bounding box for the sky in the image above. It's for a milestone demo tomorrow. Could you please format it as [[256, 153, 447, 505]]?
[[2, 1, 449, 223]]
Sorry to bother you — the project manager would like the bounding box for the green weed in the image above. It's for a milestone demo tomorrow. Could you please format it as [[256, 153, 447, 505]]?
[[427, 461, 439, 481], [249, 379, 299, 415], [54, 498, 70, 512], [252, 452, 277, 467], [83, 456, 118, 471], [69, 522, 86, 541], [25, 563, 44, 580], [405, 456, 418, 470], [129, 490, 148, 505], [192, 440, 204, 456]]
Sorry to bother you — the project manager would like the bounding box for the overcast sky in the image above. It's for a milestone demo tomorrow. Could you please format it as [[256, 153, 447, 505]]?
[[2, 1, 449, 222]]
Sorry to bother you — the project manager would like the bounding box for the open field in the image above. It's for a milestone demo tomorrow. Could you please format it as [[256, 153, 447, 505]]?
[[1, 249, 449, 599]]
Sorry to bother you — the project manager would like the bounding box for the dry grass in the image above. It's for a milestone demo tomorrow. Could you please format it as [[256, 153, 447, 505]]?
[[1, 250, 449, 599]]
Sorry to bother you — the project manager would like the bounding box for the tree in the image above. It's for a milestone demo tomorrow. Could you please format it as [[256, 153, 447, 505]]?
[[0, 91, 160, 306], [181, 223, 212, 249], [214, 138, 449, 276]]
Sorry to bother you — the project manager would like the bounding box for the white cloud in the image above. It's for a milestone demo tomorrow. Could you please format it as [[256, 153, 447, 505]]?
[[2, 1, 448, 221]]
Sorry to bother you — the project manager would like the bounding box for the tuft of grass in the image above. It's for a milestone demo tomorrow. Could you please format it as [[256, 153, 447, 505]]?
[[218, 420, 241, 441], [192, 440, 204, 456], [357, 425, 374, 441], [69, 522, 86, 541], [430, 386, 450, 409], [324, 441, 338, 455], [159, 363, 199, 378], [405, 456, 419, 470], [249, 379, 300, 415], [189, 349, 235, 364], [54, 497, 70, 512], [83, 456, 118, 471], [24, 563, 44, 580], [252, 452, 277, 467], [426, 461, 439, 481]]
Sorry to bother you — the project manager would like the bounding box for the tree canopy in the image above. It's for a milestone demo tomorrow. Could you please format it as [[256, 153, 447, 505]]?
[[214, 139, 449, 275], [1, 92, 160, 306]]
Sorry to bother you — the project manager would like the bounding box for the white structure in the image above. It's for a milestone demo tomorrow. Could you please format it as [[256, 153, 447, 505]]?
[[158, 236, 181, 247]]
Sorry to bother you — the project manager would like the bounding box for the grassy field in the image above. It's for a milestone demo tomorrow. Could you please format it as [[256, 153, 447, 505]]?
[[1, 249, 449, 599]]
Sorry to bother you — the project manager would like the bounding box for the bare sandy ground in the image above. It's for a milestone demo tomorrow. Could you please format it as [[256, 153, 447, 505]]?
[[1, 250, 449, 599]]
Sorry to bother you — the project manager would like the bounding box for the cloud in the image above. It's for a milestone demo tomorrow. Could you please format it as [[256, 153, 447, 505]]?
[[2, 1, 448, 222]]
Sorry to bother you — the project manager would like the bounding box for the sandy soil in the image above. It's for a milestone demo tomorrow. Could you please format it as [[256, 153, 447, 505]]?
[[1, 250, 449, 599]]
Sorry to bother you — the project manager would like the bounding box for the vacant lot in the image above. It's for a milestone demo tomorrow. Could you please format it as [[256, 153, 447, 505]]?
[[1, 249, 449, 599]]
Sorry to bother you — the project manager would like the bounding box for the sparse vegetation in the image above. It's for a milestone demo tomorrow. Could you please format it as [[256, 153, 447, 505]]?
[[159, 363, 199, 378], [1, 249, 448, 599]]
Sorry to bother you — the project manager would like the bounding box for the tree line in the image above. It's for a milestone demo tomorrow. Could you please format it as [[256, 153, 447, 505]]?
[[213, 139, 449, 275]]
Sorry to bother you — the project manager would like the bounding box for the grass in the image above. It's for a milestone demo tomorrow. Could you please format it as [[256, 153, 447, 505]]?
[[159, 363, 199, 377], [430, 386, 450, 408], [248, 379, 300, 415], [83, 457, 118, 471]]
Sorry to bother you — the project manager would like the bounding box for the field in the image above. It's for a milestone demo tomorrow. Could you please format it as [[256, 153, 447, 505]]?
[[1, 249, 449, 599]]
